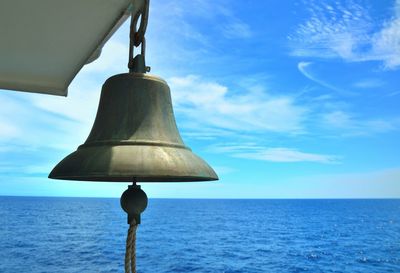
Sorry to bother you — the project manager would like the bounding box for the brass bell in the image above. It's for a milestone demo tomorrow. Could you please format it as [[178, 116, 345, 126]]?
[[49, 72, 218, 182]]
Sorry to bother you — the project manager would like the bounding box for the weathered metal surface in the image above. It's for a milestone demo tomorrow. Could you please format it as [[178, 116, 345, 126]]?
[[49, 73, 218, 182]]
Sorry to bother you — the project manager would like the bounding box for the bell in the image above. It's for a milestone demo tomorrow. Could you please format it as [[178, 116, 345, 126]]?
[[49, 72, 218, 182]]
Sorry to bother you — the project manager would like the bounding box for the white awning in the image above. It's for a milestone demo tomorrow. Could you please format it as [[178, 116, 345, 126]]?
[[0, 0, 133, 96]]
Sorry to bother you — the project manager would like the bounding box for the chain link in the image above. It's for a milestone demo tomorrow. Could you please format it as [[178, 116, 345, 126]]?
[[128, 0, 150, 70]]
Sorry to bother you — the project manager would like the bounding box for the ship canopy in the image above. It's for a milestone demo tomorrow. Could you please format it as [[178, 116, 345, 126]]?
[[0, 0, 134, 96]]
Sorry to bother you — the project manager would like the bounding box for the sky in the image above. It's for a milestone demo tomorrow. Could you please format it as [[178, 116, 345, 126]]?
[[0, 0, 399, 198]]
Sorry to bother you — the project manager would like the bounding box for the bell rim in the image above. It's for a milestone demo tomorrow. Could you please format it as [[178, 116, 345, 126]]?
[[49, 145, 219, 182], [48, 174, 218, 182]]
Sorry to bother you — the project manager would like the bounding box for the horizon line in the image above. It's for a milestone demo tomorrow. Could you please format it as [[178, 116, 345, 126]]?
[[1, 195, 399, 200]]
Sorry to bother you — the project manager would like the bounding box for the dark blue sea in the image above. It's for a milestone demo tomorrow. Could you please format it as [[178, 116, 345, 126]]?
[[1, 197, 399, 273]]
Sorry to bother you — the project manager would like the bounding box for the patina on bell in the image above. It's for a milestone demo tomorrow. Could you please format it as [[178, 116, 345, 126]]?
[[49, 72, 218, 182]]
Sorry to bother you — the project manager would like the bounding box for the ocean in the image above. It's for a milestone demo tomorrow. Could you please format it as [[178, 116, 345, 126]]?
[[1, 197, 399, 273]]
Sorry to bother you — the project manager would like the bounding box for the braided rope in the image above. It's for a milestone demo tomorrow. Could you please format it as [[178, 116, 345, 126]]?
[[125, 219, 138, 273]]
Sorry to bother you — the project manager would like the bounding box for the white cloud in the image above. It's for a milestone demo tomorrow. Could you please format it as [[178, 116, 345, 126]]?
[[0, 94, 54, 143], [83, 40, 128, 74], [0, 120, 19, 139], [353, 78, 385, 88], [284, 167, 400, 198], [212, 165, 237, 175], [207, 142, 262, 153], [322, 110, 353, 128], [371, 1, 400, 69], [145, 0, 254, 72], [297, 62, 352, 95], [321, 110, 398, 135], [180, 128, 232, 140], [289, 0, 400, 69], [28, 82, 100, 126], [289, 0, 371, 59], [138, 166, 400, 198], [0, 75, 103, 152], [234, 148, 338, 163], [388, 90, 400, 97], [169, 75, 308, 135], [297, 62, 388, 95], [151, 0, 251, 40], [0, 161, 52, 176], [208, 142, 339, 163], [220, 21, 252, 39]]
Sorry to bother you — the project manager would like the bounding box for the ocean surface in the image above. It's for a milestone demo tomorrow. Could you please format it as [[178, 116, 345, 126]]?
[[1, 197, 399, 273]]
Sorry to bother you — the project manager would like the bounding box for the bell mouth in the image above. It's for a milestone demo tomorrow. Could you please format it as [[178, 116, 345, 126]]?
[[50, 175, 218, 182], [49, 144, 218, 182]]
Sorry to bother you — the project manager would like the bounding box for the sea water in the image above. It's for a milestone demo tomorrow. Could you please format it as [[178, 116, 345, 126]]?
[[1, 197, 399, 272]]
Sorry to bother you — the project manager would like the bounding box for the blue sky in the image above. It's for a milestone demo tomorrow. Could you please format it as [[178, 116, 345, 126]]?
[[1, 0, 399, 198]]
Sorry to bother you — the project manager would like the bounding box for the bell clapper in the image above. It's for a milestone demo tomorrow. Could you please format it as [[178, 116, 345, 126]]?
[[120, 180, 148, 225], [120, 180, 148, 273]]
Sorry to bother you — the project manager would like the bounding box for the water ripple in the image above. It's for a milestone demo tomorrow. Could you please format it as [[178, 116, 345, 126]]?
[[1, 198, 400, 272]]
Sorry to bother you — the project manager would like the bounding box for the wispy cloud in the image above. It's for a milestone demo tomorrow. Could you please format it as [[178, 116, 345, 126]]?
[[371, 1, 400, 69], [321, 110, 398, 136], [234, 148, 338, 163], [289, 0, 400, 69], [284, 167, 400, 198], [220, 21, 252, 39], [212, 165, 237, 175], [208, 142, 339, 163], [294, 62, 398, 136], [83, 40, 128, 74], [28, 81, 100, 127], [145, 0, 254, 73], [0, 83, 100, 152], [169, 75, 308, 135], [171, 72, 397, 140], [297, 62, 353, 95], [353, 78, 385, 89], [288, 0, 372, 59], [0, 93, 64, 145], [157, 0, 252, 40], [0, 161, 52, 177], [0, 119, 19, 139], [388, 90, 400, 97]]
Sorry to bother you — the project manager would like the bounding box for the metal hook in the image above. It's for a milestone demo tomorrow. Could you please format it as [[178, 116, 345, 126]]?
[[128, 0, 150, 72]]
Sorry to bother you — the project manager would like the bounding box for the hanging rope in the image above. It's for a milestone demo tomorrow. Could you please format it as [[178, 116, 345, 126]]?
[[125, 219, 138, 273], [121, 183, 148, 273]]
